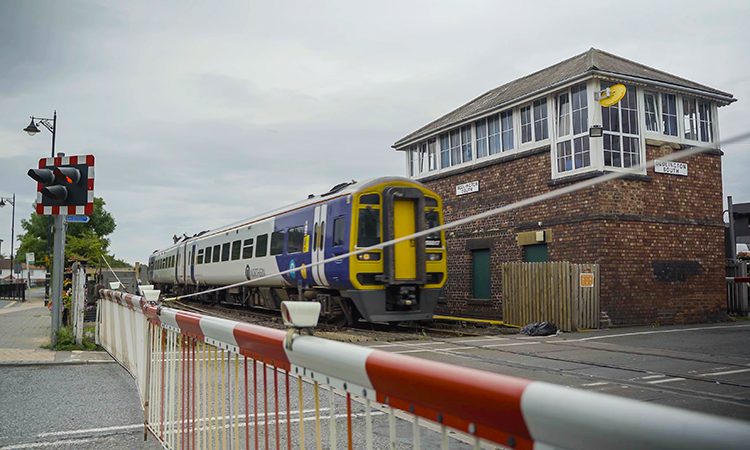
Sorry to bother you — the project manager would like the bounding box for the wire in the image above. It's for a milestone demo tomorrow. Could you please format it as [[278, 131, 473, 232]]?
[[162, 131, 750, 303], [100, 254, 126, 293]]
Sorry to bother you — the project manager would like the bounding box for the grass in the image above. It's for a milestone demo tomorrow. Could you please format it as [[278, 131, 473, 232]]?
[[42, 325, 103, 351]]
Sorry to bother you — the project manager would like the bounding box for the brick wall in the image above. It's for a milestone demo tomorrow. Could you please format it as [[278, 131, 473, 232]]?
[[421, 143, 725, 325]]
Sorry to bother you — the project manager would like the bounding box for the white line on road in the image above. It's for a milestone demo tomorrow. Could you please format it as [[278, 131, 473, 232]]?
[[698, 368, 750, 377], [2, 301, 17, 309], [646, 377, 685, 384], [1, 437, 103, 449], [640, 374, 667, 380], [568, 324, 750, 342], [582, 382, 610, 387], [37, 424, 142, 438], [453, 337, 509, 344]]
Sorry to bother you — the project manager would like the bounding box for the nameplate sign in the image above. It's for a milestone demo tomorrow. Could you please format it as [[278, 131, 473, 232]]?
[[654, 160, 688, 177], [456, 181, 479, 196]]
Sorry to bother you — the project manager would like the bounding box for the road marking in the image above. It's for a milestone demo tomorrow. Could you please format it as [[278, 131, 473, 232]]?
[[2, 301, 17, 309], [453, 337, 509, 344], [394, 346, 475, 354], [1, 437, 103, 449], [646, 377, 685, 384], [640, 374, 667, 380], [582, 382, 609, 387], [37, 424, 142, 437], [483, 342, 541, 348], [568, 324, 750, 342], [698, 368, 750, 377]]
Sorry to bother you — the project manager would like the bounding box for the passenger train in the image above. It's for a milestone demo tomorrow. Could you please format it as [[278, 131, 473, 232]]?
[[148, 177, 447, 325]]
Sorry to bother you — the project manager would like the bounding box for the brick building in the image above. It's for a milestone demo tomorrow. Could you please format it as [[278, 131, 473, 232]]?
[[392, 49, 736, 325]]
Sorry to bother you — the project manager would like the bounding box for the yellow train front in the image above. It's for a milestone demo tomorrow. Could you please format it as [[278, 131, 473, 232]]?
[[148, 176, 447, 325]]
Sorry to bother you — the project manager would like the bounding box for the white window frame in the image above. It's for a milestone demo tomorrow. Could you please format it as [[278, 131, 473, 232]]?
[[552, 82, 593, 176], [641, 90, 718, 148], [600, 81, 642, 170]]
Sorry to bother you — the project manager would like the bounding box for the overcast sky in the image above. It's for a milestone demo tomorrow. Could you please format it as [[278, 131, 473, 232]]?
[[1, 0, 748, 264]]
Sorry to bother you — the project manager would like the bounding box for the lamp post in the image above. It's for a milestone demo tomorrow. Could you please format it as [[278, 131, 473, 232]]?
[[0, 238, 3, 277], [0, 195, 16, 281], [24, 111, 56, 302]]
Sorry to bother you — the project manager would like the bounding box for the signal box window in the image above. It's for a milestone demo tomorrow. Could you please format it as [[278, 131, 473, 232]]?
[[287, 226, 304, 253], [231, 240, 241, 260], [270, 231, 285, 255], [332, 216, 346, 247], [256, 234, 268, 257], [212, 245, 220, 263], [242, 239, 254, 259], [357, 208, 380, 247]]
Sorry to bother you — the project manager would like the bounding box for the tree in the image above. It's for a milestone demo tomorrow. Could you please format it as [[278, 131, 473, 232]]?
[[15, 197, 130, 268]]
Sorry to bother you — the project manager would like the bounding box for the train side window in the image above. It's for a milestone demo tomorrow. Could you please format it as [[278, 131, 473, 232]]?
[[242, 239, 254, 259], [212, 245, 220, 263], [221, 242, 230, 262], [205, 247, 212, 263], [287, 226, 304, 253], [256, 234, 268, 257], [332, 216, 345, 247], [231, 240, 241, 260], [270, 231, 285, 255], [197, 249, 204, 264]]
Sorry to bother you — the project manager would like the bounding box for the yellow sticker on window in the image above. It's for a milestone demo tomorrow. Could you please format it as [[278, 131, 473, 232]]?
[[303, 235, 310, 253]]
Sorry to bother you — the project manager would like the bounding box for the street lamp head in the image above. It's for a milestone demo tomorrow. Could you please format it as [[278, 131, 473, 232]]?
[[0, 199, 5, 207], [24, 118, 41, 136]]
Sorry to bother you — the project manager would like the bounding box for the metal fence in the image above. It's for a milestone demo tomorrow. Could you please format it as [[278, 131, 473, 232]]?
[[501, 262, 599, 331], [97, 288, 750, 450], [727, 260, 749, 315], [0, 281, 26, 301]]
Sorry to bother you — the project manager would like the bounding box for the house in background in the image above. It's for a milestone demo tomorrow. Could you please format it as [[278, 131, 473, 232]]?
[[0, 258, 46, 286], [392, 48, 735, 325]]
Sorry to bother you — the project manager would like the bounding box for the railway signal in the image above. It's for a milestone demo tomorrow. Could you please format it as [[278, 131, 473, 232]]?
[[28, 154, 95, 215]]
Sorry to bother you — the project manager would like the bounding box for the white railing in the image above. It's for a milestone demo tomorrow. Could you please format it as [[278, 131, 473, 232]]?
[[98, 289, 750, 450]]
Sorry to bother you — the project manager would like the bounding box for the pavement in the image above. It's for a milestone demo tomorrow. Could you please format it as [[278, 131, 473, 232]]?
[[0, 288, 112, 366]]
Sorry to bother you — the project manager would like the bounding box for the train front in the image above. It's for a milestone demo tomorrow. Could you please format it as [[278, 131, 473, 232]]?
[[344, 178, 447, 322]]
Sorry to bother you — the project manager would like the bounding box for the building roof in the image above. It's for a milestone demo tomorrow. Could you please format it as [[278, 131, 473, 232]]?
[[393, 48, 736, 149], [0, 259, 44, 271]]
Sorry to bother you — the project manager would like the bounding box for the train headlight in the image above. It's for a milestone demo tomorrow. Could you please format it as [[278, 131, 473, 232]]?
[[426, 252, 443, 261], [357, 252, 381, 261]]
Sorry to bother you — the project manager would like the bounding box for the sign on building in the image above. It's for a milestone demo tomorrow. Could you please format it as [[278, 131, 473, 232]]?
[[579, 272, 595, 288], [654, 160, 688, 177], [456, 180, 479, 196]]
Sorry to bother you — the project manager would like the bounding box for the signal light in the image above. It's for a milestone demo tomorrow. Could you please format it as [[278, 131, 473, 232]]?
[[28, 154, 95, 216]]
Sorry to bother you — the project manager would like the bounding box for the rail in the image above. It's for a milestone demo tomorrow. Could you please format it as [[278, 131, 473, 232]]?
[[98, 288, 750, 449]]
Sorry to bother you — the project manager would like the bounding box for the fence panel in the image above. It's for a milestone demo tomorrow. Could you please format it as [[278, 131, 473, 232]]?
[[502, 262, 599, 331], [98, 289, 750, 450]]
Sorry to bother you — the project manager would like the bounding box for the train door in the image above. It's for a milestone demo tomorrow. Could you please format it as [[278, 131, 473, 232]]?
[[189, 243, 196, 284], [174, 248, 181, 284], [312, 204, 329, 286], [383, 187, 426, 283]]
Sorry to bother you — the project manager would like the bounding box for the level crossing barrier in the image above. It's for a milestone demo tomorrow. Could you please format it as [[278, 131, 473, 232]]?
[[98, 288, 750, 449]]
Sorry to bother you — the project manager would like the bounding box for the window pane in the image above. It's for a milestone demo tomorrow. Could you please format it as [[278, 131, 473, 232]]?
[[407, 147, 415, 177], [332, 217, 345, 247], [205, 247, 212, 263], [231, 240, 241, 260], [644, 92, 659, 132], [501, 110, 514, 150], [603, 134, 621, 167], [212, 245, 220, 263], [662, 94, 678, 136], [221, 242, 230, 262], [287, 226, 304, 253], [475, 119, 488, 158], [197, 249, 204, 265], [683, 97, 698, 140], [418, 143, 428, 173], [242, 239, 254, 259], [556, 141, 572, 172], [623, 136, 640, 167], [440, 133, 450, 168], [698, 102, 713, 142], [533, 98, 548, 140], [573, 136, 590, 169], [488, 115, 501, 155], [571, 83, 588, 135], [357, 208, 381, 247], [520, 106, 532, 143], [621, 88, 638, 135], [255, 234, 268, 257], [461, 125, 472, 162], [450, 129, 462, 166], [270, 231, 285, 255], [428, 139, 437, 170], [557, 93, 571, 137]]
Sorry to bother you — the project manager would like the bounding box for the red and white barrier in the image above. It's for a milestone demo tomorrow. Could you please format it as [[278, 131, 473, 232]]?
[[98, 289, 750, 449]]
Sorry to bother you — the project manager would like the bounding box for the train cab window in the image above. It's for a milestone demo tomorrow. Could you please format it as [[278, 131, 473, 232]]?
[[221, 242, 230, 262], [256, 234, 268, 257], [205, 247, 212, 263], [425, 211, 442, 248], [197, 249, 204, 264], [287, 226, 304, 253], [242, 239, 254, 259], [425, 196, 438, 207], [270, 231, 285, 255], [332, 216, 345, 247], [360, 193, 380, 205], [212, 245, 221, 263], [357, 208, 381, 247], [231, 240, 241, 260]]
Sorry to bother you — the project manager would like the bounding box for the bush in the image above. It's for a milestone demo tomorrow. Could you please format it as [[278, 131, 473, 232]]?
[[42, 325, 102, 351]]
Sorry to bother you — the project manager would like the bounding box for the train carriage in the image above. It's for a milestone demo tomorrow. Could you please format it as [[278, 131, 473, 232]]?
[[148, 176, 447, 324]]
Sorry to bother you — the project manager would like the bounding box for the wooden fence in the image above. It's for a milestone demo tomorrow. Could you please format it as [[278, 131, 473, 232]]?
[[501, 262, 600, 331]]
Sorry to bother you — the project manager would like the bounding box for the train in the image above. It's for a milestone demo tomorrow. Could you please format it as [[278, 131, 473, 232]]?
[[147, 176, 447, 325]]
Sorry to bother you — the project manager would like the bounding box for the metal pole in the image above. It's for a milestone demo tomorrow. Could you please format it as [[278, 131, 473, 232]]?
[[9, 194, 14, 281], [46, 112, 56, 302], [729, 196, 737, 260], [50, 215, 65, 345]]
